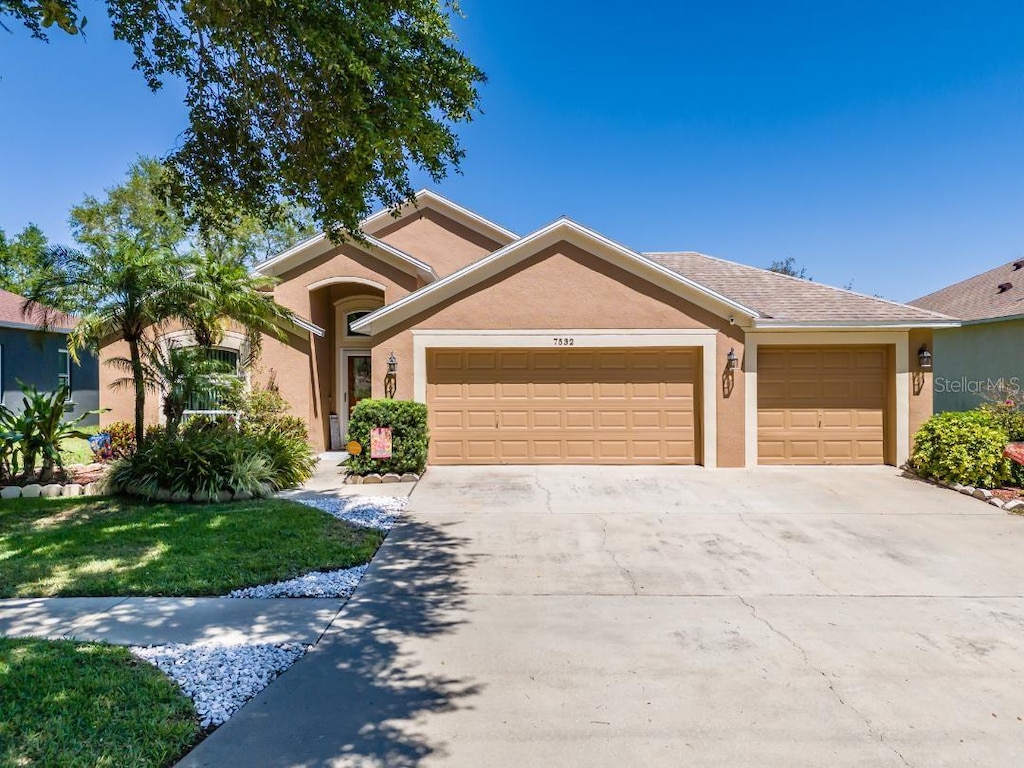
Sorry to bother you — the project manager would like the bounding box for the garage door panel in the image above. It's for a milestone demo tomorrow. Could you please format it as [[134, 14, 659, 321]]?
[[466, 410, 495, 429], [533, 382, 561, 399], [501, 441, 529, 459], [665, 441, 696, 460], [427, 348, 699, 465], [663, 381, 695, 398], [499, 382, 529, 399], [665, 410, 694, 429], [433, 440, 464, 458], [532, 411, 562, 429], [565, 410, 596, 429], [598, 411, 628, 429], [597, 351, 628, 369], [467, 440, 498, 460], [565, 382, 595, 399], [599, 441, 629, 460], [498, 350, 529, 369], [758, 345, 888, 466], [631, 382, 661, 399], [597, 381, 628, 399], [532, 441, 562, 459], [500, 411, 529, 429]]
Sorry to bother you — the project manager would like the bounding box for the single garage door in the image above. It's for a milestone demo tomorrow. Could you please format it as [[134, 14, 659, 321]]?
[[427, 348, 699, 465], [758, 345, 889, 465]]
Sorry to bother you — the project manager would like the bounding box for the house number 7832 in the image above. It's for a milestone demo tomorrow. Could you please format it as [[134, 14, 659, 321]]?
[[553, 337, 575, 346]]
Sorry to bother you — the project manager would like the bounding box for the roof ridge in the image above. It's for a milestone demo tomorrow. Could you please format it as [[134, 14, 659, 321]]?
[[645, 250, 954, 320], [911, 256, 1024, 305]]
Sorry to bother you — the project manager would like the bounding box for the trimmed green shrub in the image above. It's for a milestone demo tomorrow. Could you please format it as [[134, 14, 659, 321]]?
[[980, 403, 1024, 487], [910, 410, 1011, 488], [345, 399, 428, 475]]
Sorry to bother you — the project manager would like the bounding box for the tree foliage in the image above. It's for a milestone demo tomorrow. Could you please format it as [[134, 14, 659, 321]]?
[[2, 0, 485, 238], [68, 157, 314, 268], [767, 257, 812, 280], [0, 224, 49, 295], [22, 159, 304, 442]]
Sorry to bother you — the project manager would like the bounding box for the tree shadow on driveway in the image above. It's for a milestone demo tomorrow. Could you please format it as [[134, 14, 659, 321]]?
[[177, 515, 480, 768]]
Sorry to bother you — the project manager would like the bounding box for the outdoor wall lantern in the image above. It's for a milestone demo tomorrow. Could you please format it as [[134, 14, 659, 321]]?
[[384, 352, 398, 398], [917, 345, 933, 370], [726, 348, 739, 371]]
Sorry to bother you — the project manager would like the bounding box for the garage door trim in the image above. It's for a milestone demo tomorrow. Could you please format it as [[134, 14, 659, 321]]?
[[743, 332, 910, 468], [412, 329, 719, 467]]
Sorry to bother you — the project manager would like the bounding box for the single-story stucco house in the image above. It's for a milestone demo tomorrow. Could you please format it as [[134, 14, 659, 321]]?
[[0, 288, 100, 425], [910, 258, 1024, 412], [99, 191, 957, 467]]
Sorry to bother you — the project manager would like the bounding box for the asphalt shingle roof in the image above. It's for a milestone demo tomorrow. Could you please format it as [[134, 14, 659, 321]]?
[[909, 258, 1024, 322], [0, 288, 76, 330], [646, 251, 954, 325]]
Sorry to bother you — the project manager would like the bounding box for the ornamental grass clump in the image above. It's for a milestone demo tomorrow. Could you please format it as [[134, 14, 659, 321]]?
[[111, 381, 315, 500], [909, 410, 1012, 489]]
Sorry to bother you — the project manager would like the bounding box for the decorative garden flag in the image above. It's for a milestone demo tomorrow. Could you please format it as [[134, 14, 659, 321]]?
[[370, 427, 393, 459]]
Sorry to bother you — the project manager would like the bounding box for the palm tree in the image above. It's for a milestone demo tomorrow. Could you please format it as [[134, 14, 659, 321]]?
[[181, 253, 299, 366], [25, 242, 301, 443], [24, 236, 192, 443]]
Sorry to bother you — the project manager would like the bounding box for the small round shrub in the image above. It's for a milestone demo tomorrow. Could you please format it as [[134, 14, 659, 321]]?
[[98, 421, 137, 460], [910, 410, 1011, 489]]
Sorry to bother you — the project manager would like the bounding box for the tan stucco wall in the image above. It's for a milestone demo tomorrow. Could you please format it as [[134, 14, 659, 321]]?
[[908, 328, 934, 451], [97, 338, 160, 427], [275, 243, 418, 312], [261, 244, 421, 450], [373, 208, 504, 277], [717, 329, 746, 468], [371, 240, 747, 466]]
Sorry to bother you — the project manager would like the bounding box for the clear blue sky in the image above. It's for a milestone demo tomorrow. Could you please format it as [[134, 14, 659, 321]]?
[[3, 1, 1024, 301]]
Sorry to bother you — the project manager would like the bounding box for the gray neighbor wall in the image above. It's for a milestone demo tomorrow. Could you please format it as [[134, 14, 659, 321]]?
[[932, 317, 1024, 412], [0, 327, 100, 426]]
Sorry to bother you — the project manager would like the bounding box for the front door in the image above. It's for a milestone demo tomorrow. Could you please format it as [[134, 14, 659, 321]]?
[[345, 353, 372, 422]]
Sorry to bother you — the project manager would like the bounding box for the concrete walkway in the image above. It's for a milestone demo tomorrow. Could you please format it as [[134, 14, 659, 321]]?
[[178, 466, 1024, 768], [276, 451, 417, 500], [0, 596, 345, 646], [0, 455, 406, 648]]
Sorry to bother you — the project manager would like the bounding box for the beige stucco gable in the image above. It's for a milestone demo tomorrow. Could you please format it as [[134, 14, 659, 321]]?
[[372, 207, 508, 278], [395, 241, 734, 332], [354, 218, 759, 337]]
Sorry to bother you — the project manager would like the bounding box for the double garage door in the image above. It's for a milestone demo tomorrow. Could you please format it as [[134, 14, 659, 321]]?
[[425, 344, 891, 466], [427, 348, 699, 465]]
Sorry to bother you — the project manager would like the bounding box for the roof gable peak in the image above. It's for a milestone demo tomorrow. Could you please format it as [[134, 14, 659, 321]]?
[[361, 189, 519, 246]]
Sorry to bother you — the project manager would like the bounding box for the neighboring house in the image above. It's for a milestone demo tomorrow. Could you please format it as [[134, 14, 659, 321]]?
[[100, 191, 956, 467], [910, 259, 1024, 412], [0, 289, 100, 425]]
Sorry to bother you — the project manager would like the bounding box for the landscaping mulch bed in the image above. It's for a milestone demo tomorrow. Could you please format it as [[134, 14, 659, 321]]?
[[992, 487, 1024, 504]]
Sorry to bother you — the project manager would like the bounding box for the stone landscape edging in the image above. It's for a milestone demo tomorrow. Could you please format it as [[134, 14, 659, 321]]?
[[902, 467, 1024, 512], [345, 472, 421, 485], [0, 481, 109, 500]]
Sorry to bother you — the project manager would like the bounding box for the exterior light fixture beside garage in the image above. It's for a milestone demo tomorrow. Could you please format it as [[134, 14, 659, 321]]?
[[917, 345, 933, 370], [726, 348, 739, 371]]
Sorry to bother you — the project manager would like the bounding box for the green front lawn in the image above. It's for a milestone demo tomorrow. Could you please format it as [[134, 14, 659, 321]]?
[[0, 496, 384, 597], [0, 637, 198, 767]]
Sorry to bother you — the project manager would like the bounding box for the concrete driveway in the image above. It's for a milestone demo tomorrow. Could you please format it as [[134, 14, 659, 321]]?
[[181, 466, 1024, 767]]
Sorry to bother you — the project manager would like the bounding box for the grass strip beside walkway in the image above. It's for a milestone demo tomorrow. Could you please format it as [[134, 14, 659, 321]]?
[[0, 637, 199, 768], [0, 496, 384, 597]]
